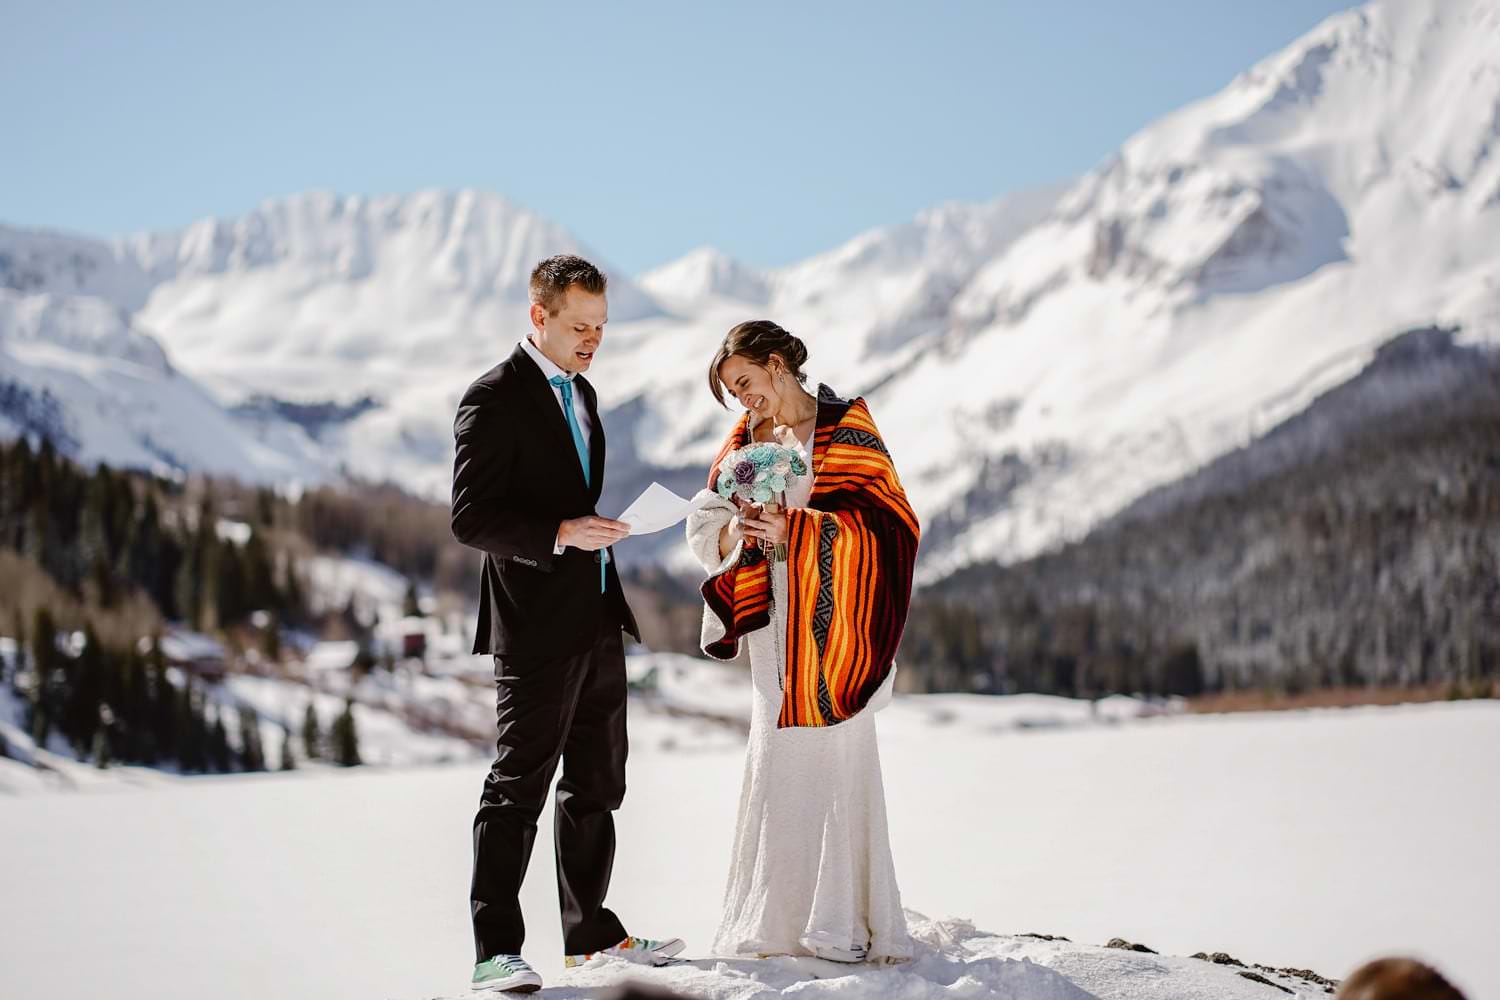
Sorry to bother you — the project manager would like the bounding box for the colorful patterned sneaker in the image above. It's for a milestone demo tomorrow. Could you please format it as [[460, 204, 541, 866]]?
[[564, 934, 686, 968], [470, 954, 543, 992]]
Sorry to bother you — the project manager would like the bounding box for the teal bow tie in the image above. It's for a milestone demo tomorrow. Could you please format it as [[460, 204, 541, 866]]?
[[549, 373, 607, 593]]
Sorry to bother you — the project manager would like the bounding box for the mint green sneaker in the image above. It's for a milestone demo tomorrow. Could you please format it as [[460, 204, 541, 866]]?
[[564, 933, 685, 968], [471, 954, 542, 993]]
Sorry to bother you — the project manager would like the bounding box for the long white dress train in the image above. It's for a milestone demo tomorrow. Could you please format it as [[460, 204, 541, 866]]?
[[686, 428, 913, 963]]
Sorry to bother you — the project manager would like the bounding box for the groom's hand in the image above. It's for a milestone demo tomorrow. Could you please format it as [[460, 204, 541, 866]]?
[[558, 516, 631, 551]]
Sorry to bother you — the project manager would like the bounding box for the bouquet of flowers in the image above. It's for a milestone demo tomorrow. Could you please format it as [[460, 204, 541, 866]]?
[[714, 442, 808, 561]]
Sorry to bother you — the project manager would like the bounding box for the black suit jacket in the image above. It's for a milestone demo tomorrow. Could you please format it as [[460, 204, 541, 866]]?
[[451, 343, 640, 658]]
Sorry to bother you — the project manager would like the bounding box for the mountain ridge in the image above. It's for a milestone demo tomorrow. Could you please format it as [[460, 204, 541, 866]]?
[[3, 0, 1499, 578]]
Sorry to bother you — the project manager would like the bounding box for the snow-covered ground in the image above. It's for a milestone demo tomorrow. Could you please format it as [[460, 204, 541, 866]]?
[[1, 675, 1495, 1000]]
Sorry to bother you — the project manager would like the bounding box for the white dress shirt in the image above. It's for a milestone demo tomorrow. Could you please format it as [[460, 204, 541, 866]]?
[[520, 335, 593, 449], [519, 336, 596, 556]]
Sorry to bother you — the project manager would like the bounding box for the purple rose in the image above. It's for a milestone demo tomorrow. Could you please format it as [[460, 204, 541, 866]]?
[[733, 460, 756, 485]]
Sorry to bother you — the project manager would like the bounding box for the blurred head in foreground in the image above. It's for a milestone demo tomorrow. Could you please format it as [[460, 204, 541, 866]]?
[[1337, 958, 1467, 1000], [602, 983, 695, 1000]]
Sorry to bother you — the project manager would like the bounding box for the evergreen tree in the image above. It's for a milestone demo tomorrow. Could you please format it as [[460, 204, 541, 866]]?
[[92, 705, 113, 769], [209, 711, 232, 772], [340, 595, 366, 641], [262, 619, 282, 664], [1162, 643, 1206, 697], [158, 528, 188, 622], [199, 533, 222, 632], [0, 437, 35, 550], [237, 705, 265, 772], [332, 698, 361, 767], [121, 651, 150, 762], [278, 726, 296, 771], [175, 681, 205, 773], [23, 502, 59, 587], [146, 637, 174, 764], [175, 683, 196, 772], [302, 702, 323, 761], [281, 552, 306, 624], [27, 608, 57, 751], [30, 690, 50, 750], [7, 608, 24, 695], [215, 539, 245, 629], [354, 639, 377, 675], [241, 530, 276, 609], [174, 540, 202, 630], [255, 487, 276, 529], [64, 627, 106, 759], [402, 580, 423, 618], [120, 491, 168, 611], [78, 471, 115, 606]]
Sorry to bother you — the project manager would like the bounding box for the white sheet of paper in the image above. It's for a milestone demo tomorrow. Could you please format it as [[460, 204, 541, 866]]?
[[617, 482, 715, 535]]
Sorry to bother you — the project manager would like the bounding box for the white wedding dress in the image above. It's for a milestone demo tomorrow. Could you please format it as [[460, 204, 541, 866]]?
[[686, 426, 913, 963]]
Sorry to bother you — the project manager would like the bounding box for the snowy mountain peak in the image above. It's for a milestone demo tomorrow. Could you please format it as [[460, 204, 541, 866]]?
[[963, 0, 1500, 336], [639, 245, 771, 306], [0, 224, 155, 312], [0, 186, 669, 491], [0, 291, 170, 375], [120, 186, 638, 298], [1122, 0, 1500, 191]]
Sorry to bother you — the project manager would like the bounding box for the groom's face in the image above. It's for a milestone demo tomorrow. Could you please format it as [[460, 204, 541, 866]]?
[[530, 285, 608, 375]]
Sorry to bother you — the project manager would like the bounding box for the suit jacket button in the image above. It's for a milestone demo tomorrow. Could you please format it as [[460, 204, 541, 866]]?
[[593, 552, 602, 564]]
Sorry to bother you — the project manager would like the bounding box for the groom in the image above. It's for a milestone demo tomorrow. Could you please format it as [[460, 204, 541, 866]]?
[[451, 254, 682, 992]]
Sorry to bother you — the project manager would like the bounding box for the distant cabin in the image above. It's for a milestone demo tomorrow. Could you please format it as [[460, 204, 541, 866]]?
[[304, 640, 362, 674], [396, 616, 428, 660], [143, 628, 229, 683]]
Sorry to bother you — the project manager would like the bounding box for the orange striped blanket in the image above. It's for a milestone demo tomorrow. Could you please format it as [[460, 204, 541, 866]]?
[[701, 384, 921, 727]]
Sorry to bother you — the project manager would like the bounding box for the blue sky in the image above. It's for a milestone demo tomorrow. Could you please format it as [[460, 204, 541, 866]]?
[[2, 1, 1358, 274]]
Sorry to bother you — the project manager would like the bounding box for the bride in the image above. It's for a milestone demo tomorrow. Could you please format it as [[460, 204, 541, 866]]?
[[684, 319, 921, 964]]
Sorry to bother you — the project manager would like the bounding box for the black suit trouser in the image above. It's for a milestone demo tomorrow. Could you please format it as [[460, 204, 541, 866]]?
[[470, 621, 629, 961]]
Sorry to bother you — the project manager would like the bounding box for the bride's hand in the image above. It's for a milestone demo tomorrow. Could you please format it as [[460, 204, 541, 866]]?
[[717, 498, 749, 558], [719, 512, 743, 548], [741, 505, 788, 545]]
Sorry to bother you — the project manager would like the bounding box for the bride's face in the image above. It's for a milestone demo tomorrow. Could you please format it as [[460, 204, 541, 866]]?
[[718, 353, 783, 418]]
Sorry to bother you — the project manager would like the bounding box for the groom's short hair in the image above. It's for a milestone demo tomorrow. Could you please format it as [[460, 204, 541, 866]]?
[[530, 255, 608, 315]]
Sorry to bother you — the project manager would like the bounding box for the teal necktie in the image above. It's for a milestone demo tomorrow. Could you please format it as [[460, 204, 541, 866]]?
[[549, 374, 607, 593]]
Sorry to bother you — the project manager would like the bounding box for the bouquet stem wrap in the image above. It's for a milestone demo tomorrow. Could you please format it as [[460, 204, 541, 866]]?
[[763, 498, 786, 561]]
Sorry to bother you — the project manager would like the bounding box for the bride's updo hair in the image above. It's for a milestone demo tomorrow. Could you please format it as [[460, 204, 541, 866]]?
[[708, 320, 810, 408]]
